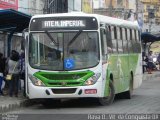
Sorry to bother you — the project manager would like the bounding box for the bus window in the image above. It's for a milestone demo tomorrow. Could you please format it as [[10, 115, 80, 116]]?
[[111, 26, 118, 53], [133, 30, 138, 53], [117, 27, 121, 40], [123, 28, 128, 53], [131, 29, 136, 53], [134, 30, 137, 42], [122, 28, 128, 53], [100, 28, 107, 62], [130, 29, 132, 40], [136, 30, 139, 41], [136, 30, 141, 53], [117, 27, 123, 53], [127, 29, 133, 53], [106, 26, 113, 54], [114, 26, 117, 39], [120, 27, 123, 40], [132, 29, 135, 41]]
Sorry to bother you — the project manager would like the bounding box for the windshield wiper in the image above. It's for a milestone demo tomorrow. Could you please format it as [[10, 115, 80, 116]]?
[[68, 30, 82, 47], [45, 30, 59, 46]]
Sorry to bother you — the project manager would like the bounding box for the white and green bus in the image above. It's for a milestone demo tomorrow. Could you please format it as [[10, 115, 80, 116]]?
[[25, 12, 142, 105]]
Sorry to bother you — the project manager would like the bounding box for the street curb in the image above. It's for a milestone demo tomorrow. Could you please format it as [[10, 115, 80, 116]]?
[[143, 72, 160, 81], [0, 99, 37, 113], [0, 99, 25, 113]]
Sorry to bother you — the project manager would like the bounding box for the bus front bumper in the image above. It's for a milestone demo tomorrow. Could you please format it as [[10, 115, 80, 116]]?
[[28, 82, 103, 99]]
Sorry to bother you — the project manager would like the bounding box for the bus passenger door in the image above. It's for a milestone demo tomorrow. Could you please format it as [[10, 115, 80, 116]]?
[[100, 28, 109, 96], [100, 26, 118, 96]]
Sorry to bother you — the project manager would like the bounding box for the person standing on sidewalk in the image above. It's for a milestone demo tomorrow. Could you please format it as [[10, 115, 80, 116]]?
[[0, 53, 4, 96], [7, 50, 20, 97], [147, 51, 154, 74], [157, 53, 160, 70]]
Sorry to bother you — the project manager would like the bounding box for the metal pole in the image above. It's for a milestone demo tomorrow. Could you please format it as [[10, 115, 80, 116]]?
[[81, 0, 83, 12], [136, 0, 138, 20], [73, 0, 75, 11], [109, 0, 112, 16]]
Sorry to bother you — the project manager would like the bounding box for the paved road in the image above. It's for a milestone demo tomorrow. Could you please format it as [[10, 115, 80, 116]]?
[[5, 77, 160, 119]]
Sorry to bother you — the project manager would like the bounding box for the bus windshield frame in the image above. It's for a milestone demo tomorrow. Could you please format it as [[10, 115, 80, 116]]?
[[28, 30, 100, 71]]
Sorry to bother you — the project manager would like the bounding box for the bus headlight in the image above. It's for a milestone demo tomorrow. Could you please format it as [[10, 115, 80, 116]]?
[[29, 75, 45, 86], [84, 73, 101, 86]]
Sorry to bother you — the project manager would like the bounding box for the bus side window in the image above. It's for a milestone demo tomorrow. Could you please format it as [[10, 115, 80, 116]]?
[[111, 26, 118, 54], [117, 27, 123, 53], [136, 30, 141, 53], [106, 26, 113, 54], [132, 29, 137, 53], [127, 29, 133, 53], [123, 28, 128, 53], [130, 29, 135, 53], [100, 28, 107, 61]]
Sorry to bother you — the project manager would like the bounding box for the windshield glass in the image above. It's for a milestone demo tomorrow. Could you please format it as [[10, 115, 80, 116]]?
[[29, 31, 99, 71]]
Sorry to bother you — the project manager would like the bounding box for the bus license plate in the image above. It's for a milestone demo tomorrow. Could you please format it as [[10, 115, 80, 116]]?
[[85, 89, 97, 94]]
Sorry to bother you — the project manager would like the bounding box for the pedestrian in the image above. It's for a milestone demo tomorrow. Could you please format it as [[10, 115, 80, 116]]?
[[7, 50, 20, 97], [0, 53, 4, 96], [2, 57, 10, 95], [157, 53, 160, 70], [142, 52, 147, 73], [19, 51, 26, 96], [147, 51, 154, 74]]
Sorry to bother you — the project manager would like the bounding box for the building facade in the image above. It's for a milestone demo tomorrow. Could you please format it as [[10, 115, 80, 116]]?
[[82, 0, 93, 13], [28, 0, 44, 15], [43, 0, 68, 14], [93, 0, 132, 19], [18, 0, 29, 14], [0, 0, 18, 10], [68, 0, 81, 12], [19, 0, 45, 15], [140, 0, 160, 32], [43, 0, 93, 14]]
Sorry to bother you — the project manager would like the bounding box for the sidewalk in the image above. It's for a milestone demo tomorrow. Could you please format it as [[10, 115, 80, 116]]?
[[0, 71, 160, 113], [0, 93, 27, 113], [143, 70, 160, 81]]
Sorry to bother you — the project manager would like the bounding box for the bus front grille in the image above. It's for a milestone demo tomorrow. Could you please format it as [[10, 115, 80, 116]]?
[[51, 88, 77, 94], [48, 82, 81, 86]]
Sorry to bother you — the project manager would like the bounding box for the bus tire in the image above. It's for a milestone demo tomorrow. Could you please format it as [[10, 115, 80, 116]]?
[[124, 75, 133, 99], [98, 80, 115, 105]]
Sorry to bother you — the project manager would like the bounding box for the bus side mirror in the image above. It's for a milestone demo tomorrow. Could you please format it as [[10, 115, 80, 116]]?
[[22, 28, 29, 48], [22, 28, 29, 41]]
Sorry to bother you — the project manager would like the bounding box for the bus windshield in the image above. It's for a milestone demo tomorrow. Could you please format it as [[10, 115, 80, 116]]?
[[29, 31, 99, 71]]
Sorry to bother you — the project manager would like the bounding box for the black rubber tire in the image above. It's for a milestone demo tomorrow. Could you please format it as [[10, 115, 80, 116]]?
[[98, 80, 115, 106], [124, 76, 133, 99]]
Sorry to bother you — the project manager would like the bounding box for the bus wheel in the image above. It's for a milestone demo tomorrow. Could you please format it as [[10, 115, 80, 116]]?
[[98, 80, 115, 105], [124, 76, 133, 99]]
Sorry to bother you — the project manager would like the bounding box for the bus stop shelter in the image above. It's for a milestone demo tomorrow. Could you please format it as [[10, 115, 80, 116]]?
[[141, 32, 160, 53], [0, 9, 31, 56], [141, 32, 160, 43]]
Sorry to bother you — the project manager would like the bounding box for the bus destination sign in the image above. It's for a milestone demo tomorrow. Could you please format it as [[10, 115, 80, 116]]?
[[42, 20, 86, 28], [30, 17, 98, 31]]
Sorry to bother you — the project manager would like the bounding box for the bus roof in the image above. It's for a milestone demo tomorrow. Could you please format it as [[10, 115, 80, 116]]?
[[31, 12, 139, 29]]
